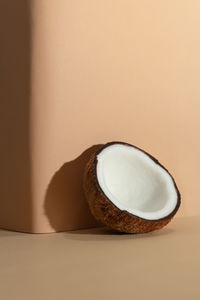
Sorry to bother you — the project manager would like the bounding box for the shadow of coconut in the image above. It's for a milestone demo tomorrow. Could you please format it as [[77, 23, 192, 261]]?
[[44, 144, 103, 232], [65, 226, 174, 241]]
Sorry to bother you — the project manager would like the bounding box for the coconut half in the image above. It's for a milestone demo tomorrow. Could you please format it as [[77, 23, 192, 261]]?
[[83, 142, 181, 233]]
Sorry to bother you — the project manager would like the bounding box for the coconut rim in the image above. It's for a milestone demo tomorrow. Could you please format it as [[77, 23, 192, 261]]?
[[90, 141, 181, 222]]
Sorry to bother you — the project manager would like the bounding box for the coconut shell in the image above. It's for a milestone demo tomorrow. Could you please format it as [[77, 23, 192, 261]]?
[[83, 142, 181, 234]]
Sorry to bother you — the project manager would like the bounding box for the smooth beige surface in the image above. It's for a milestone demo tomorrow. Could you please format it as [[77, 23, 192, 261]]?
[[1, 1, 200, 232], [0, 216, 200, 300], [31, 0, 200, 232]]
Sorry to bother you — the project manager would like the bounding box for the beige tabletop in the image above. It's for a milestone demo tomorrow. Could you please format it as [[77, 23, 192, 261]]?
[[0, 216, 199, 300]]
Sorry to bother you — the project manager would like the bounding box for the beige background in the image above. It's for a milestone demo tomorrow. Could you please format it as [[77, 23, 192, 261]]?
[[1, 0, 200, 232], [1, 217, 200, 299]]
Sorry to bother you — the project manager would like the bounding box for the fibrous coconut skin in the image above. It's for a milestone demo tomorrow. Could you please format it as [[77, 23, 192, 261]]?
[[83, 142, 181, 234]]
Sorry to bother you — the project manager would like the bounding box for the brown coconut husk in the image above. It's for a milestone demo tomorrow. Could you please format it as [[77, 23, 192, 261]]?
[[83, 142, 181, 234]]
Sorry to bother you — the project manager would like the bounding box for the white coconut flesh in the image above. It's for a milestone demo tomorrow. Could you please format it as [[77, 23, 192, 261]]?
[[96, 144, 178, 220]]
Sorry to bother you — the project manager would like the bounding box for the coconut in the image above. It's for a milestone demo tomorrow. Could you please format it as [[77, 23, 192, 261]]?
[[83, 142, 181, 233]]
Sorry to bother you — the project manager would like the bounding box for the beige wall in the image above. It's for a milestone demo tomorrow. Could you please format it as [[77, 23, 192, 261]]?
[[1, 0, 200, 232], [0, 0, 32, 232]]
